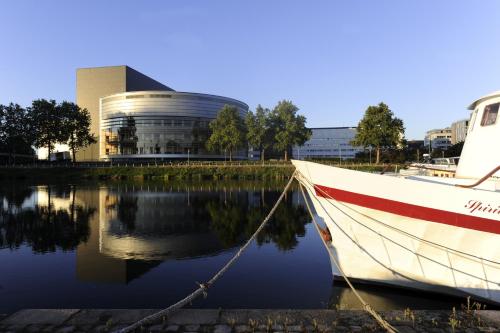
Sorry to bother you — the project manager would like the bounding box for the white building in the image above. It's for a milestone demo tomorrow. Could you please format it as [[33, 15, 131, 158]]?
[[424, 128, 452, 150], [292, 127, 364, 160]]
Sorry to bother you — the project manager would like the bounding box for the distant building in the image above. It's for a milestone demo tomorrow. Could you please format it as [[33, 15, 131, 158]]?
[[450, 119, 469, 144], [292, 127, 364, 160], [76, 65, 248, 161], [424, 128, 452, 150]]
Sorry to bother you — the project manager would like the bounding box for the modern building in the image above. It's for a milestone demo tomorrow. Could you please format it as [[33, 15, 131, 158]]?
[[100, 91, 247, 160], [292, 127, 364, 160], [424, 128, 452, 150], [450, 119, 469, 144], [76, 65, 248, 161]]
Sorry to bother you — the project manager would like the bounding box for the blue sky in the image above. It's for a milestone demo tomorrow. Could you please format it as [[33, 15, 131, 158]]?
[[1, 1, 500, 139]]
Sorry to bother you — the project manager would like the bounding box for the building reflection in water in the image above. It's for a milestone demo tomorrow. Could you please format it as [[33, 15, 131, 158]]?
[[1, 183, 470, 309], [1, 182, 310, 284], [0, 184, 94, 253], [73, 184, 310, 284]]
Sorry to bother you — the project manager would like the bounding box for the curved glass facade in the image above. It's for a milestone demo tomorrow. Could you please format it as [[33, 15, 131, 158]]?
[[100, 91, 248, 160]]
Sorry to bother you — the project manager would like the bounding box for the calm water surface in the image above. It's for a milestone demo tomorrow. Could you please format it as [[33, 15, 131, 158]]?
[[0, 181, 467, 314]]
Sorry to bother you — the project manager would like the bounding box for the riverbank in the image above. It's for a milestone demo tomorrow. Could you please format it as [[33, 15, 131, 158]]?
[[1, 308, 499, 332], [0, 162, 401, 182]]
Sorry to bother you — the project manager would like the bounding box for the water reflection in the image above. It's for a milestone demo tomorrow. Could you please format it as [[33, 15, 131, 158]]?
[[0, 185, 95, 252], [207, 192, 309, 250], [329, 280, 468, 310], [0, 182, 310, 284], [97, 187, 309, 261], [0, 182, 484, 311]]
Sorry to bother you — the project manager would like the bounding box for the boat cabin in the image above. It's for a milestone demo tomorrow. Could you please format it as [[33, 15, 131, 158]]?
[[456, 91, 500, 179]]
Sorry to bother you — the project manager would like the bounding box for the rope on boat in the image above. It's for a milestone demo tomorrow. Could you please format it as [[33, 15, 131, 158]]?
[[114, 171, 297, 333], [298, 183, 398, 333]]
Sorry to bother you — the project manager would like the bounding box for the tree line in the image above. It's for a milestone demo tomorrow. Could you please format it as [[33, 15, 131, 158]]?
[[0, 100, 95, 163], [207, 100, 311, 161]]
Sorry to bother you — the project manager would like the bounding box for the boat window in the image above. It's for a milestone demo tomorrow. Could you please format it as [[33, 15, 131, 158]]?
[[480, 102, 499, 126], [468, 109, 478, 133]]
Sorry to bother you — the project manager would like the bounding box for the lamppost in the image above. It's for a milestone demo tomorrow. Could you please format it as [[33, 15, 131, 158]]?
[[187, 148, 190, 165]]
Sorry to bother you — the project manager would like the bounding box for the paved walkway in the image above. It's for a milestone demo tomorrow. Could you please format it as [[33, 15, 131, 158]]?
[[1, 309, 499, 332]]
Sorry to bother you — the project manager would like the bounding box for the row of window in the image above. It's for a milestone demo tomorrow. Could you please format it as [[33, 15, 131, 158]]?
[[103, 119, 210, 128], [104, 94, 237, 104], [105, 146, 201, 155]]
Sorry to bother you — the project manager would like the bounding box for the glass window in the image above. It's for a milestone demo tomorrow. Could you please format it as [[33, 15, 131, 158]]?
[[149, 94, 171, 98], [480, 103, 499, 126], [468, 109, 478, 133]]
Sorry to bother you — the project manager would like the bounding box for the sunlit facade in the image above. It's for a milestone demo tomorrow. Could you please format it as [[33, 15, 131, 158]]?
[[100, 91, 248, 160], [292, 127, 365, 160]]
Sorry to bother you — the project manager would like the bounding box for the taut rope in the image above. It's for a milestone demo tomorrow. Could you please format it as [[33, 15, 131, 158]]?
[[298, 183, 398, 333], [115, 171, 297, 333]]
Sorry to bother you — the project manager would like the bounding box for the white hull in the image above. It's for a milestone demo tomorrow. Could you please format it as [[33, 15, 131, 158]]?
[[293, 160, 500, 304]]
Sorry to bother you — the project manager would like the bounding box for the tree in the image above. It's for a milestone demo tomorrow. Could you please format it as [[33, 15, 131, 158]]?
[[30, 99, 65, 160], [269, 100, 311, 161], [245, 105, 272, 161], [444, 141, 464, 157], [60, 102, 97, 162], [206, 105, 247, 161], [351, 102, 404, 164], [0, 103, 36, 164]]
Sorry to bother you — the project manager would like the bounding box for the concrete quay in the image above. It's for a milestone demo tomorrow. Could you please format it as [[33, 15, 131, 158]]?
[[1, 309, 500, 333]]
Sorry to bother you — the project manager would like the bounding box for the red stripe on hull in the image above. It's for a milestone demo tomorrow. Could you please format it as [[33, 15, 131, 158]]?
[[314, 184, 500, 235]]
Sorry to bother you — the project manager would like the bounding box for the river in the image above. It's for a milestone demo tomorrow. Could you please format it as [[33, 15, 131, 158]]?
[[0, 180, 465, 314]]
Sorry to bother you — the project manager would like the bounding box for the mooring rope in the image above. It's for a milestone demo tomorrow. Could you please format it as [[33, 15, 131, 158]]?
[[115, 171, 297, 333], [298, 183, 398, 333], [297, 171, 500, 267]]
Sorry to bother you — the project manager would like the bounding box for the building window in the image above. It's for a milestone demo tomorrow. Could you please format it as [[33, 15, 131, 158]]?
[[149, 94, 171, 98], [480, 103, 499, 126]]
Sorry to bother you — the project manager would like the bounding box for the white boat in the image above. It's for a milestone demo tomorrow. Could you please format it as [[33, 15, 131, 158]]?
[[293, 91, 500, 305]]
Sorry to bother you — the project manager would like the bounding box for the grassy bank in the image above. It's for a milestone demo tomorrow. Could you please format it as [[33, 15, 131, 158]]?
[[0, 162, 404, 183], [0, 164, 295, 182]]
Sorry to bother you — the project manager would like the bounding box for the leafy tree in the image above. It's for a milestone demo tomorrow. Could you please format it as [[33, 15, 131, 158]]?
[[0, 103, 36, 164], [30, 99, 66, 160], [444, 141, 464, 157], [245, 105, 273, 161], [206, 105, 247, 161], [60, 101, 97, 162], [269, 100, 311, 161], [351, 102, 404, 164]]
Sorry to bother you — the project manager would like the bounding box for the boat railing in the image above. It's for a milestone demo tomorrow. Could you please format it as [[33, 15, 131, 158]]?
[[456, 165, 500, 188]]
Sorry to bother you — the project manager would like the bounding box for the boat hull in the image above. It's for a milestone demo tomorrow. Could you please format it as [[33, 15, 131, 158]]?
[[293, 160, 500, 304]]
